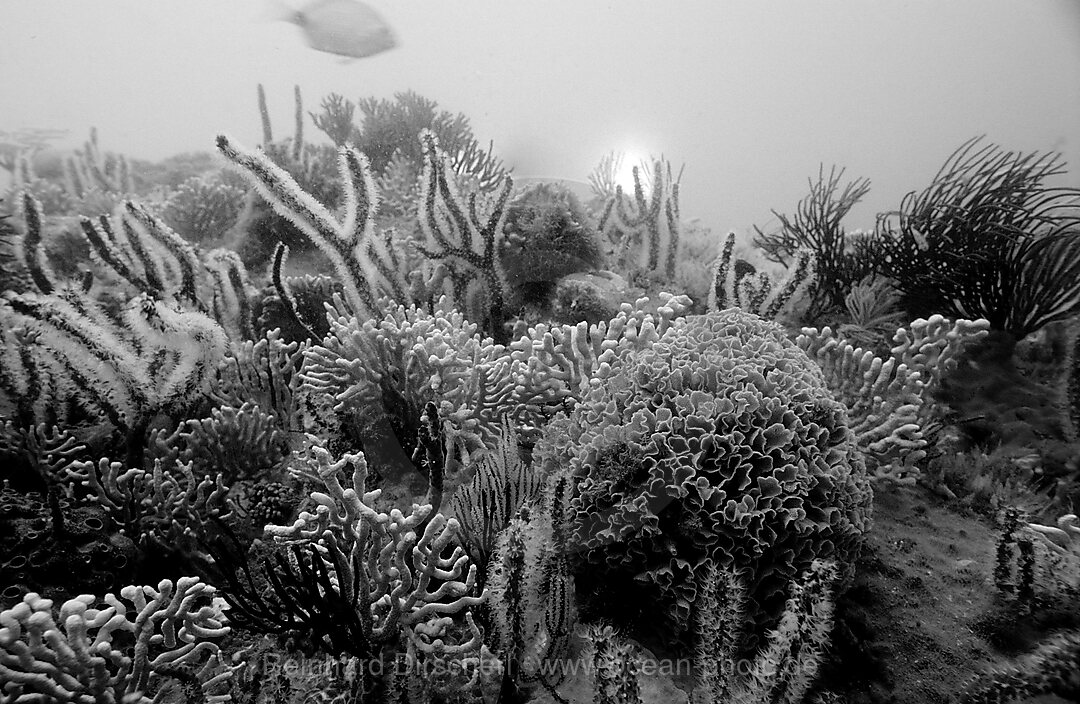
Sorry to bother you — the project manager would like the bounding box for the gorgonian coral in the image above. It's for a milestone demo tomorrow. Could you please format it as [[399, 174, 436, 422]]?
[[534, 307, 873, 645], [161, 172, 246, 244]]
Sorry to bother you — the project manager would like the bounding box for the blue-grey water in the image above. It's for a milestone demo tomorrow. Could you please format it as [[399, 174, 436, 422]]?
[[3, 0, 1078, 235]]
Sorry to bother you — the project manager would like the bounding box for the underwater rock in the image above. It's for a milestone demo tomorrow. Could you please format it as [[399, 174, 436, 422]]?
[[547, 270, 646, 326], [0, 488, 136, 606]]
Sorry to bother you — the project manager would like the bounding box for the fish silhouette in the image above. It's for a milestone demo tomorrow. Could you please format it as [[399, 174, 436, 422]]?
[[274, 0, 397, 60]]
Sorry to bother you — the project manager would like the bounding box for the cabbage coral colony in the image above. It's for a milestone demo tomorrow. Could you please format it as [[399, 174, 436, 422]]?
[[1, 87, 1079, 704]]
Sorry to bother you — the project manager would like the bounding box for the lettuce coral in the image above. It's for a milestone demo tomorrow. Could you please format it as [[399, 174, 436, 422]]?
[[535, 307, 873, 644]]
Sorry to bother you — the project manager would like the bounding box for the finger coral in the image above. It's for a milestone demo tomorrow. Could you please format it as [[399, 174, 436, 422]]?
[[797, 314, 990, 482], [148, 402, 291, 484], [301, 294, 551, 474], [236, 441, 488, 699], [534, 307, 872, 646], [0, 577, 235, 703], [264, 442, 487, 635], [62, 457, 232, 546]]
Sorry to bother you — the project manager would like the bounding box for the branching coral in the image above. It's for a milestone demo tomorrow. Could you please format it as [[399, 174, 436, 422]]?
[[597, 158, 682, 283], [310, 92, 360, 147], [264, 443, 487, 632], [213, 441, 491, 698], [709, 231, 816, 320], [415, 129, 515, 340], [508, 291, 692, 408], [353, 90, 509, 191], [148, 402, 291, 484], [210, 328, 308, 434], [534, 308, 872, 645], [0, 422, 85, 492], [216, 133, 410, 322], [752, 165, 876, 320], [873, 137, 1080, 340], [62, 457, 232, 546], [161, 173, 247, 245], [796, 314, 989, 483], [301, 294, 550, 473], [0, 577, 235, 704]]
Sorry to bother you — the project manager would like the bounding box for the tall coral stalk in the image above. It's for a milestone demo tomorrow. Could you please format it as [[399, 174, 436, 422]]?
[[598, 158, 683, 282], [215, 134, 409, 321], [415, 129, 514, 340]]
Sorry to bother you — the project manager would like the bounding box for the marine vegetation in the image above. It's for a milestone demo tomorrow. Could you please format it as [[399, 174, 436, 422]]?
[[752, 166, 877, 322], [500, 182, 605, 309], [4, 95, 1080, 704]]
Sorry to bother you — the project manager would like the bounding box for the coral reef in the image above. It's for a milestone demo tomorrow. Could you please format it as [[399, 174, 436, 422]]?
[[797, 314, 990, 484], [534, 308, 872, 647], [500, 182, 605, 303], [6, 94, 1080, 704], [873, 137, 1080, 341], [752, 166, 877, 322], [161, 172, 247, 245], [598, 158, 683, 284], [0, 577, 234, 703]]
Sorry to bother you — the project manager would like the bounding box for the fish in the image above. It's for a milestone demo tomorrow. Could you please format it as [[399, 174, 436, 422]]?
[[274, 0, 397, 60]]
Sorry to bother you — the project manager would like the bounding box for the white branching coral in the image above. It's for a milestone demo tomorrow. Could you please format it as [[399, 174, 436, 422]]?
[[0, 577, 235, 704], [509, 291, 692, 405], [210, 327, 308, 433], [797, 314, 989, 483], [264, 441, 486, 659], [301, 293, 554, 472], [61, 457, 231, 542]]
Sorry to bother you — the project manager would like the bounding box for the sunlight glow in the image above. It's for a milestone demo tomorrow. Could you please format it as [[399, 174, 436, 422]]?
[[614, 150, 650, 193]]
